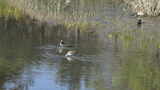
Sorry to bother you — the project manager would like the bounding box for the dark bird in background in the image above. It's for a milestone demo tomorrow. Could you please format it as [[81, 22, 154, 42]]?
[[137, 18, 144, 27], [137, 18, 142, 25]]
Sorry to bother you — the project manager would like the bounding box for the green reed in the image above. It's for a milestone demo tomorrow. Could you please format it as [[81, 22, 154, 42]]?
[[0, 0, 23, 19], [7, 0, 108, 31]]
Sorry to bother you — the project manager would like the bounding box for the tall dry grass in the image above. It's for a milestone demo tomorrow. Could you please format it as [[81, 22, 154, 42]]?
[[124, 0, 160, 16]]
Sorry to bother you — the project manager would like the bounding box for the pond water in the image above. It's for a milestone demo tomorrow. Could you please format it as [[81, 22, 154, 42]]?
[[0, 18, 112, 90], [1, 0, 160, 90]]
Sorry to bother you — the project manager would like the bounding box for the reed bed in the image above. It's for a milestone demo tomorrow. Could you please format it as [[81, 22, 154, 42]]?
[[7, 0, 105, 31], [124, 0, 160, 16]]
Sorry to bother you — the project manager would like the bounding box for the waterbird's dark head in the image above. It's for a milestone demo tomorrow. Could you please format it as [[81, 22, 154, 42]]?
[[60, 40, 64, 46], [60, 40, 64, 44]]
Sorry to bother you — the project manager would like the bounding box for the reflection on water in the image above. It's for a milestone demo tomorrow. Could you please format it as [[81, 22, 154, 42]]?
[[110, 27, 160, 90], [0, 16, 111, 90], [1, 0, 160, 90], [1, 16, 160, 90]]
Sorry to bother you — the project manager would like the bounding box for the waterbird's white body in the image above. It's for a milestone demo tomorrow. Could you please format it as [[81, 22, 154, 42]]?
[[65, 51, 76, 57]]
